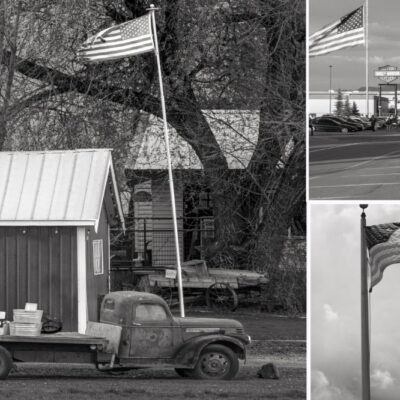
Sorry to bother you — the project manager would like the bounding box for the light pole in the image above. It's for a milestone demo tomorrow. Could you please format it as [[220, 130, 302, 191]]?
[[329, 65, 333, 114]]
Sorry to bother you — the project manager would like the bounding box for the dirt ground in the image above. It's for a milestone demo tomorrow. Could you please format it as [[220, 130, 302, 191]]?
[[0, 311, 306, 400]]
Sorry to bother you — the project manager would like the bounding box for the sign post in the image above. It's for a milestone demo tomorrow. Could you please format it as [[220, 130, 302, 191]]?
[[374, 66, 400, 117]]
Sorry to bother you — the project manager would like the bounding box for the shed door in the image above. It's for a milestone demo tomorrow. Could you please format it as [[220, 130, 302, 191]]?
[[129, 303, 175, 358]]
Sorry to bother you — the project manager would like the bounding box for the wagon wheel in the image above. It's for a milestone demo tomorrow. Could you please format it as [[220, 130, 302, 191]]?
[[151, 283, 174, 306], [206, 283, 238, 312]]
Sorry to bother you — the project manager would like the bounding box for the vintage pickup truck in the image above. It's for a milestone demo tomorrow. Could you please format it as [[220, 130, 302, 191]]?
[[0, 291, 251, 380]]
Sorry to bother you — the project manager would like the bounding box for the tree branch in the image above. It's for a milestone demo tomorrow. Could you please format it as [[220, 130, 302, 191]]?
[[1, 49, 161, 116], [7, 87, 69, 119]]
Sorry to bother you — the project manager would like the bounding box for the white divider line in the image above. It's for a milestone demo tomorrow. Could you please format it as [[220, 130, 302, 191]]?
[[312, 182, 400, 189]]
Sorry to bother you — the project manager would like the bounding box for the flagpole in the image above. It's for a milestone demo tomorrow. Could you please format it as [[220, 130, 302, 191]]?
[[365, 0, 369, 116], [149, 4, 185, 317], [329, 65, 333, 114], [360, 204, 371, 400]]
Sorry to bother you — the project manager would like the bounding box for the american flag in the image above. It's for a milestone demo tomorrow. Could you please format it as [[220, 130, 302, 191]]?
[[365, 223, 400, 289], [309, 6, 365, 57], [78, 14, 154, 62]]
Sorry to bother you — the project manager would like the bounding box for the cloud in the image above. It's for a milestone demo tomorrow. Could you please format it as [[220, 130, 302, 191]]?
[[323, 304, 339, 322], [312, 370, 357, 400], [371, 369, 394, 390]]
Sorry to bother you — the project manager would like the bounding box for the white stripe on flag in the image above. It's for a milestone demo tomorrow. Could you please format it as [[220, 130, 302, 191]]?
[[84, 46, 155, 61], [310, 38, 365, 56], [83, 33, 152, 49], [310, 27, 364, 46], [309, 21, 338, 41], [80, 38, 153, 56]]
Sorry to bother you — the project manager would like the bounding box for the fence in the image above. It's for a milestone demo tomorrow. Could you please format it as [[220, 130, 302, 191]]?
[[111, 217, 215, 267]]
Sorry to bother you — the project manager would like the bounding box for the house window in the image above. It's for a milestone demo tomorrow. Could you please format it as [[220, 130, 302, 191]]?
[[93, 239, 104, 275], [200, 217, 215, 239]]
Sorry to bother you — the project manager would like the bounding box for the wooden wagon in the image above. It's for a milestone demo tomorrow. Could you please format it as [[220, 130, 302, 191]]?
[[132, 260, 268, 311]]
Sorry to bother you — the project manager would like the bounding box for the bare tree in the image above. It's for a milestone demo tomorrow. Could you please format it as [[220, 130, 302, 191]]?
[[0, 0, 305, 298]]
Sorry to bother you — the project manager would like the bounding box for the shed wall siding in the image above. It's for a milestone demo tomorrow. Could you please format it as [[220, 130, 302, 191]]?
[[152, 178, 183, 266], [86, 205, 109, 322], [0, 227, 78, 330]]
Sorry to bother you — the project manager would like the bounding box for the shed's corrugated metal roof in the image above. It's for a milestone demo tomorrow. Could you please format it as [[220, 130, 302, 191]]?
[[0, 149, 125, 229]]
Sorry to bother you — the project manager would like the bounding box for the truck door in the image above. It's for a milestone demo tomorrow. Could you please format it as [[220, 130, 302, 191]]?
[[129, 303, 175, 358]]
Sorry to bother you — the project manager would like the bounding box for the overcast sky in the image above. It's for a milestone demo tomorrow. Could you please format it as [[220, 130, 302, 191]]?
[[312, 203, 400, 400], [309, 0, 400, 91]]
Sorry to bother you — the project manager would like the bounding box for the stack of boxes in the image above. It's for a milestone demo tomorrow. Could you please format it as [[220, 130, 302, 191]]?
[[9, 304, 43, 336], [0, 311, 9, 335]]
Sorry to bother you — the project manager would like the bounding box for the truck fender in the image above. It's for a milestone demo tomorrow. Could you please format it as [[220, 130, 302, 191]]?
[[173, 335, 246, 368]]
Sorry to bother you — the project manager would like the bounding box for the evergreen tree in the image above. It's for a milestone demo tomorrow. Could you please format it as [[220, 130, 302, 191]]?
[[351, 101, 360, 116], [344, 97, 352, 117], [335, 89, 344, 116]]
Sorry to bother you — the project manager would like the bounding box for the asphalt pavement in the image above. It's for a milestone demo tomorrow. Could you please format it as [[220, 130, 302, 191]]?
[[309, 128, 400, 199]]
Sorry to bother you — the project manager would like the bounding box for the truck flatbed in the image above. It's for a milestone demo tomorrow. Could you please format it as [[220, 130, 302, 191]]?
[[0, 333, 108, 346]]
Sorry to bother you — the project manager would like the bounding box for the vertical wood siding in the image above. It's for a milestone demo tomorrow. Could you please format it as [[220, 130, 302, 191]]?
[[152, 177, 184, 266], [0, 227, 77, 330]]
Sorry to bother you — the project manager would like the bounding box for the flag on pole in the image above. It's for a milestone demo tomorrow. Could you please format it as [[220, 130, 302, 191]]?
[[78, 6, 186, 317], [77, 14, 154, 62], [365, 223, 400, 289], [309, 6, 365, 57]]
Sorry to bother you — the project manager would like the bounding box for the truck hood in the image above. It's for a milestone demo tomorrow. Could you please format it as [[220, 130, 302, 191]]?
[[174, 317, 243, 330]]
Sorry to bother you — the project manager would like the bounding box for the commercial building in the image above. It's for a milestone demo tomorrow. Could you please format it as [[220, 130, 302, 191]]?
[[309, 90, 390, 117]]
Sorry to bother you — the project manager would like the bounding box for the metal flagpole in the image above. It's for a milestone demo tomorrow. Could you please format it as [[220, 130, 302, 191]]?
[[148, 4, 185, 317], [329, 65, 333, 114], [360, 204, 371, 400], [365, 0, 369, 116]]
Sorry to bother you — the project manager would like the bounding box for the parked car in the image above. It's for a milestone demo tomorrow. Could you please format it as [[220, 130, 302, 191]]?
[[312, 117, 361, 133], [321, 115, 364, 131], [348, 116, 371, 130]]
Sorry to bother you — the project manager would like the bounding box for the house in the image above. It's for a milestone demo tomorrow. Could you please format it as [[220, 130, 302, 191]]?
[[123, 110, 260, 267], [0, 149, 125, 332]]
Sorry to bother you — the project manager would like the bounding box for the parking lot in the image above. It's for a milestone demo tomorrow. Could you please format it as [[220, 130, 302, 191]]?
[[309, 129, 400, 199]]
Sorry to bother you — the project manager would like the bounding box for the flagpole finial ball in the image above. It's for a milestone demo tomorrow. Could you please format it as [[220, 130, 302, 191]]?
[[147, 4, 160, 11], [360, 204, 368, 210]]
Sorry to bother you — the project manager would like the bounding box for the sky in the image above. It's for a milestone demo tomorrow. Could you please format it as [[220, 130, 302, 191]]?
[[309, 0, 400, 91], [311, 204, 400, 400]]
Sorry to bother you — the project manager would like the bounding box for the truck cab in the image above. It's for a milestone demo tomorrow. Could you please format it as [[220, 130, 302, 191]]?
[[99, 291, 251, 379]]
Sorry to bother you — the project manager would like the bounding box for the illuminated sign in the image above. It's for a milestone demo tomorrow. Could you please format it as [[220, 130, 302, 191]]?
[[374, 65, 400, 83]]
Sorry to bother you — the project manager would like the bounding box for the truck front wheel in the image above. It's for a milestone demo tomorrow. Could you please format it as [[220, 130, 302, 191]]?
[[0, 346, 13, 379], [193, 344, 239, 380]]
